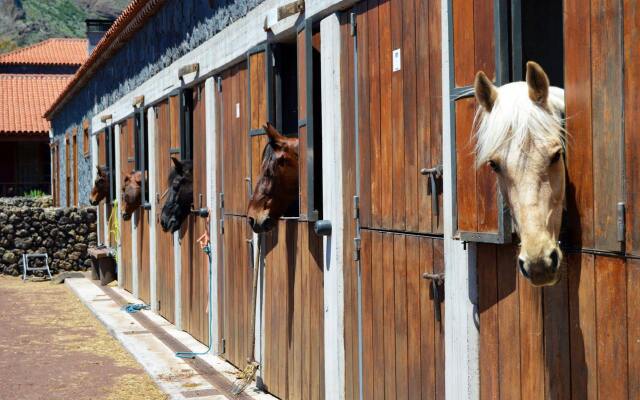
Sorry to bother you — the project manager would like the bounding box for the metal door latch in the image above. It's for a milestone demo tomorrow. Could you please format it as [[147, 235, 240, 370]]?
[[420, 165, 443, 224], [422, 272, 444, 322]]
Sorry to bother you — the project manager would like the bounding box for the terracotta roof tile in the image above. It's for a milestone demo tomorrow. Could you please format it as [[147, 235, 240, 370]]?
[[0, 74, 73, 135], [46, 0, 165, 118], [0, 38, 88, 66]]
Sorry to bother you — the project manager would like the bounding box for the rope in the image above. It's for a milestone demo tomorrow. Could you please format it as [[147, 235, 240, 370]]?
[[176, 214, 213, 359], [122, 303, 150, 313], [107, 199, 120, 263]]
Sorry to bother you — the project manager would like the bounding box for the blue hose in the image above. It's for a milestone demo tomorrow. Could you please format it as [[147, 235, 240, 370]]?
[[122, 303, 150, 313], [176, 244, 213, 359]]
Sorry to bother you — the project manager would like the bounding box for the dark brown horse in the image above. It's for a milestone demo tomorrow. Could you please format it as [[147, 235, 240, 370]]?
[[90, 166, 109, 206], [160, 157, 193, 233], [247, 123, 299, 233], [121, 170, 143, 221]]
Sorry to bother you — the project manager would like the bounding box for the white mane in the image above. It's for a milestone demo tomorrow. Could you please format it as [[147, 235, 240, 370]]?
[[474, 82, 565, 166]]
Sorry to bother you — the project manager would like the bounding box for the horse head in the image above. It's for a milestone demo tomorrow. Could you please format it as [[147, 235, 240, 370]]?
[[90, 166, 109, 206], [121, 170, 143, 221], [247, 123, 299, 233], [474, 61, 566, 286], [160, 157, 193, 233]]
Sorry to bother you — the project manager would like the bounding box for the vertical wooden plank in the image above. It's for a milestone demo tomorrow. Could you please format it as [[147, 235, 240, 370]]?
[[542, 267, 571, 399], [477, 244, 499, 400], [419, 238, 435, 400], [455, 98, 478, 232], [357, 2, 371, 228], [624, 0, 640, 255], [627, 258, 640, 399], [564, 0, 594, 247], [595, 255, 628, 399], [390, 0, 405, 231], [590, 0, 623, 252], [378, 0, 393, 229], [518, 270, 544, 400], [432, 240, 444, 400], [360, 229, 374, 399], [371, 231, 385, 400], [452, 0, 475, 87], [297, 31, 309, 219], [367, 0, 382, 229], [405, 235, 421, 400], [498, 245, 521, 400], [428, 0, 443, 234], [394, 234, 408, 400], [382, 232, 396, 399], [402, 0, 418, 233], [568, 253, 597, 400], [309, 223, 324, 400], [415, 0, 432, 234]]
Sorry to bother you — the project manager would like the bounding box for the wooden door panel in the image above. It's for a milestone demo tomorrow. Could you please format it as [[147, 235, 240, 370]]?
[[354, 0, 443, 235], [155, 100, 175, 323], [119, 122, 134, 293]]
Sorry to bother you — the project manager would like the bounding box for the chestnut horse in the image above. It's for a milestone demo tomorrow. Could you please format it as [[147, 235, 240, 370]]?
[[90, 166, 110, 206], [121, 170, 143, 221], [160, 157, 193, 233], [247, 123, 299, 233], [474, 61, 566, 286]]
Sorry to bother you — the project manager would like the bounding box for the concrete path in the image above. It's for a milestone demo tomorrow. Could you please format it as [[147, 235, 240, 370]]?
[[0, 275, 167, 400], [65, 277, 275, 400]]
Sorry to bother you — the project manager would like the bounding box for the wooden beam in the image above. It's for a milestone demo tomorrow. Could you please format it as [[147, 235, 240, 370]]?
[[278, 0, 304, 20], [132, 95, 145, 107], [100, 114, 113, 123], [178, 63, 199, 78]]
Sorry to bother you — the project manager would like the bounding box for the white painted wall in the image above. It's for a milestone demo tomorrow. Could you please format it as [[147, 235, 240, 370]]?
[[320, 13, 346, 400], [147, 106, 158, 312], [441, 0, 480, 398]]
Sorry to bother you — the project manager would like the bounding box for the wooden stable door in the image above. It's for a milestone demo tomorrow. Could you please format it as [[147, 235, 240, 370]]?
[[154, 99, 176, 323], [180, 83, 209, 345], [51, 143, 60, 206], [342, 3, 445, 398], [352, 0, 443, 235], [219, 61, 253, 368], [119, 120, 134, 293]]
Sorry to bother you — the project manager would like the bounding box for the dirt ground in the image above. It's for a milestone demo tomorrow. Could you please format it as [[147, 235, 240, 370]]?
[[0, 275, 167, 400]]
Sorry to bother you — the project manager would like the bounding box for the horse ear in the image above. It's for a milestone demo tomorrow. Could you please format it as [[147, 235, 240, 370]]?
[[171, 157, 183, 173], [474, 71, 497, 112], [264, 122, 285, 145], [526, 61, 549, 106]]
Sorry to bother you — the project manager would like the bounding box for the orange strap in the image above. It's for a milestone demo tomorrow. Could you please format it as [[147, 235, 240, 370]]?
[[196, 210, 211, 249]]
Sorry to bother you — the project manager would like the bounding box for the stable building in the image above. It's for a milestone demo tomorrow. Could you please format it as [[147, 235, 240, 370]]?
[[46, 0, 640, 399]]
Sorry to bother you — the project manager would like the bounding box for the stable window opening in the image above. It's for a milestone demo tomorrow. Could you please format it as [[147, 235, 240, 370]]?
[[134, 107, 150, 208]]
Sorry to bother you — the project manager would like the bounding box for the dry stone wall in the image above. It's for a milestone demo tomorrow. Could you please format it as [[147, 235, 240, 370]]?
[[0, 196, 97, 276]]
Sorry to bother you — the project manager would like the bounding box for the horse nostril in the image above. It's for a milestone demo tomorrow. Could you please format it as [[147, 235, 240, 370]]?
[[264, 216, 272, 227], [549, 249, 560, 273], [518, 258, 529, 278], [248, 217, 255, 228]]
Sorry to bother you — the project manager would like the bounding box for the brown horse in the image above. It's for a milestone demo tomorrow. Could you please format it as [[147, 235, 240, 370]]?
[[121, 170, 143, 221], [160, 158, 193, 233], [90, 166, 109, 206], [247, 123, 299, 233]]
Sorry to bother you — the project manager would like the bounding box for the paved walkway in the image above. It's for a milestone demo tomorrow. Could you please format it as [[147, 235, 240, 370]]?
[[0, 275, 167, 400]]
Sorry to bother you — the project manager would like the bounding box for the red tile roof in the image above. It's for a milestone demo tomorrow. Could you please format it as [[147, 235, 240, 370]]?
[[45, 0, 166, 119], [0, 74, 73, 135], [0, 38, 88, 66]]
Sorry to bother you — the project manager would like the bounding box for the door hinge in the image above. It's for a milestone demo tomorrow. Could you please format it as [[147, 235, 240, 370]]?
[[220, 218, 224, 235], [219, 192, 224, 209], [353, 237, 361, 261], [221, 338, 226, 354], [353, 195, 360, 220], [350, 12, 357, 36], [157, 300, 161, 311], [617, 202, 625, 243], [217, 76, 222, 92]]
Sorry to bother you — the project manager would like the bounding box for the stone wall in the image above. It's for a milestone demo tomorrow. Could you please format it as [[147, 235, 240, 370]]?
[[0, 196, 97, 276]]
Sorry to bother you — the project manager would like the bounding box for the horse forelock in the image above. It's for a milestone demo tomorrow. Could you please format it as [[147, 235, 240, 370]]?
[[473, 82, 566, 167]]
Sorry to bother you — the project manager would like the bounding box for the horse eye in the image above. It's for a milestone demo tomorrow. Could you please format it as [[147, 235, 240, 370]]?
[[550, 150, 562, 164], [488, 160, 500, 173]]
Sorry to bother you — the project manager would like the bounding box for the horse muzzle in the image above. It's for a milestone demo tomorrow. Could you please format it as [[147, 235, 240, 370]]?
[[518, 247, 562, 286]]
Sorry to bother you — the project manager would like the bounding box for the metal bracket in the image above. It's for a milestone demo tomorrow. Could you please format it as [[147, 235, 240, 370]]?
[[350, 12, 357, 37], [422, 272, 445, 321], [420, 165, 443, 224], [617, 202, 626, 243]]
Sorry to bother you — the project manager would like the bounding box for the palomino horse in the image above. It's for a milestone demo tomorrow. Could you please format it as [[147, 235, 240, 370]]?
[[90, 166, 110, 206], [121, 170, 143, 221], [247, 123, 299, 233], [474, 61, 566, 286], [160, 157, 193, 233]]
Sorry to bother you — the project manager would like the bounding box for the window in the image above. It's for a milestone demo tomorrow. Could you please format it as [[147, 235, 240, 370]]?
[[82, 120, 90, 157], [134, 107, 150, 208]]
